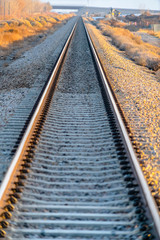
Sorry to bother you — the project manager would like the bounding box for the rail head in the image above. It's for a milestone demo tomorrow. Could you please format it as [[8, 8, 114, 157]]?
[[0, 21, 77, 217], [0, 17, 159, 239], [83, 20, 160, 238]]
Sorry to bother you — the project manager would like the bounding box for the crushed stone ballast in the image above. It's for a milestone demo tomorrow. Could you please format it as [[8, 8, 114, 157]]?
[[0, 17, 159, 239]]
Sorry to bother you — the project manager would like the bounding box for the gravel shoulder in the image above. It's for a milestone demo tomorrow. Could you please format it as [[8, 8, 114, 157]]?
[[85, 20, 160, 202], [0, 17, 76, 129]]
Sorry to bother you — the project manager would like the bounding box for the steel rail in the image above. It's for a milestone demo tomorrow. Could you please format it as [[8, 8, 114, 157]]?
[[0, 17, 159, 239], [0, 21, 77, 216], [83, 20, 160, 238]]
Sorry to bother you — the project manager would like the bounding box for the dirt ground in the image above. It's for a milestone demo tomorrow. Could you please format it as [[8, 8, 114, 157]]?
[[136, 32, 160, 48]]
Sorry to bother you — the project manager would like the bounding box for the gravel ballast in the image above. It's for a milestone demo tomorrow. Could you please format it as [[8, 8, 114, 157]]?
[[5, 18, 153, 240], [0, 17, 76, 129], [85, 20, 160, 204], [0, 17, 76, 182]]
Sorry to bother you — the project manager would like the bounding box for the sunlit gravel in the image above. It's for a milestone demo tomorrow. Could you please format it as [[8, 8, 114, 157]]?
[[86, 21, 160, 206]]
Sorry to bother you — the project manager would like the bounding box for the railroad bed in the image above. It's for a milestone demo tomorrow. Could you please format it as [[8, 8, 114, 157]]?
[[0, 18, 159, 239]]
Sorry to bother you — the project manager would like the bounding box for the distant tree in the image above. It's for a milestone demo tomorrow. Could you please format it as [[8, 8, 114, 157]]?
[[43, 2, 52, 12], [0, 0, 52, 19]]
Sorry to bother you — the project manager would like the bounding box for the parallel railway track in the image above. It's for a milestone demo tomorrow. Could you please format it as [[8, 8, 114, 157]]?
[[0, 17, 159, 239]]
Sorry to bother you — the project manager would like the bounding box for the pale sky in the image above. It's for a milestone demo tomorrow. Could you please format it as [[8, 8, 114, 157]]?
[[42, 0, 160, 10]]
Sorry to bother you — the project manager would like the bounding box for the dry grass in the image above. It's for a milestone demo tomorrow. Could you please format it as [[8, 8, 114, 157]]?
[[97, 21, 160, 71], [156, 32, 160, 38], [138, 29, 155, 35], [0, 13, 74, 47], [102, 19, 127, 28]]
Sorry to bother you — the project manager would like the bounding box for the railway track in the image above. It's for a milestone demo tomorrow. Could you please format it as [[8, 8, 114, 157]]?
[[0, 17, 159, 239]]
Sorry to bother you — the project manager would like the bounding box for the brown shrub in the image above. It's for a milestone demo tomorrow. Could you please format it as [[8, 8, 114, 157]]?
[[100, 19, 127, 28], [97, 22, 160, 70], [0, 31, 23, 46], [0, 13, 74, 47]]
